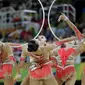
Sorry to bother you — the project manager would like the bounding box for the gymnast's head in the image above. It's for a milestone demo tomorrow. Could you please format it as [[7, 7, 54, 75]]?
[[27, 39, 39, 52], [38, 35, 47, 45]]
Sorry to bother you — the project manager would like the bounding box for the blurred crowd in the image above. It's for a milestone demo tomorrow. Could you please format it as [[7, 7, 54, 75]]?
[[0, 17, 84, 43]]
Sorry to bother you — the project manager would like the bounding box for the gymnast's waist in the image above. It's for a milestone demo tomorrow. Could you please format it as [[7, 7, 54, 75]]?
[[31, 59, 50, 64], [58, 62, 74, 66], [57, 65, 74, 69], [29, 60, 51, 71]]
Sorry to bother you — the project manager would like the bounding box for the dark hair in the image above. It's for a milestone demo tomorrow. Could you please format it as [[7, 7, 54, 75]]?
[[61, 44, 66, 48], [27, 40, 39, 52]]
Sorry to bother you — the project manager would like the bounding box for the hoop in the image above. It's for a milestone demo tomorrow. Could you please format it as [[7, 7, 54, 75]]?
[[48, 0, 60, 41], [33, 0, 45, 39]]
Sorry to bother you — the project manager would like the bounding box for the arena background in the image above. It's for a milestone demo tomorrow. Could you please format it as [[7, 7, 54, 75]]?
[[0, 0, 85, 85]]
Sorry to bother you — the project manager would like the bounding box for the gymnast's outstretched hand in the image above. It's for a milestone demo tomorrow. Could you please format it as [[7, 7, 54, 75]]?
[[58, 13, 68, 22]]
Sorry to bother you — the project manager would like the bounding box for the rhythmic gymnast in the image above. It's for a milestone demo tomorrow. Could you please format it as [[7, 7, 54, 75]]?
[[0, 41, 16, 85], [51, 13, 85, 85]]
